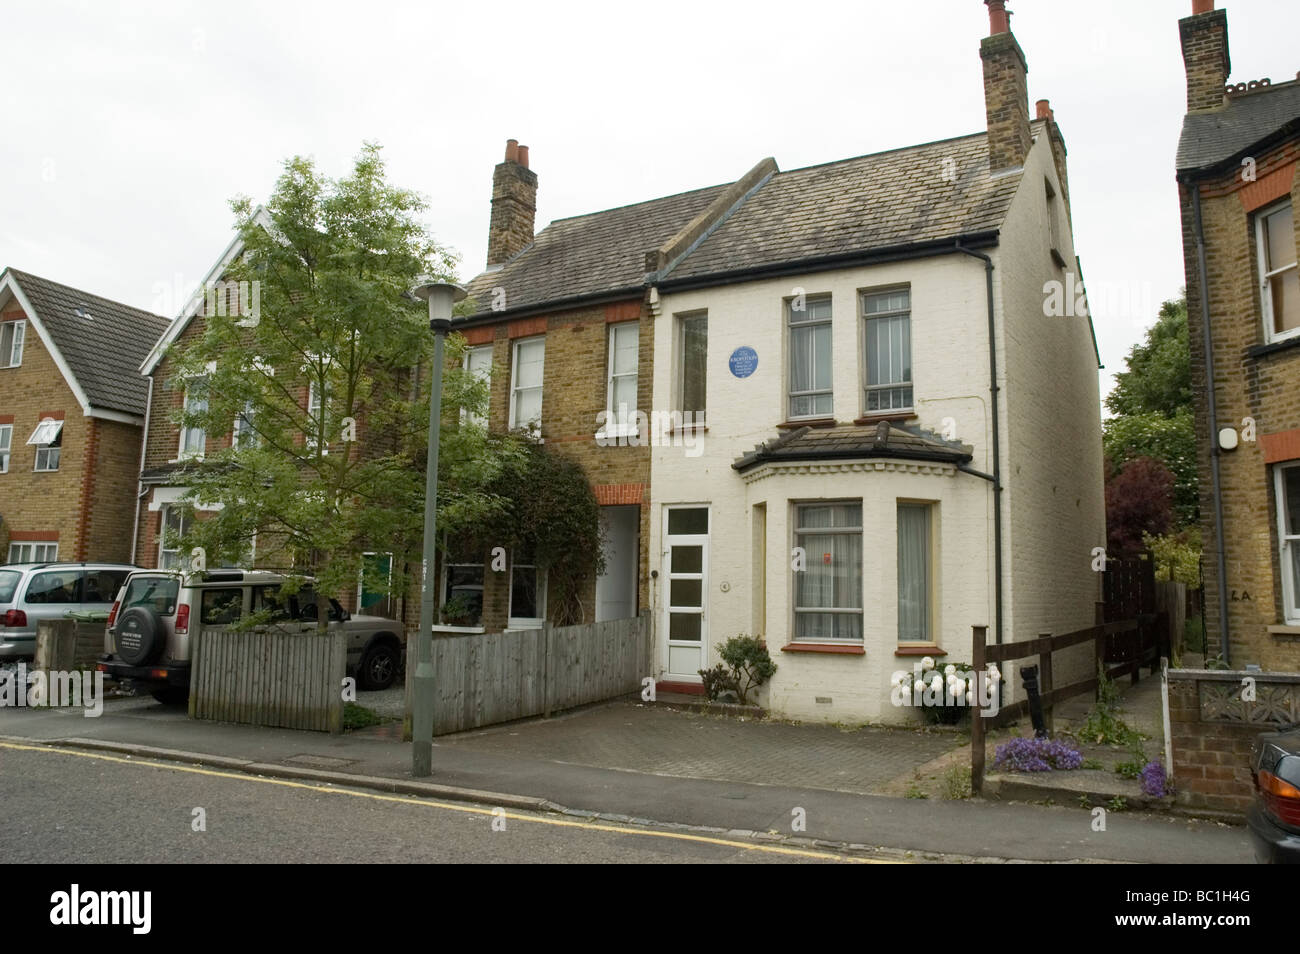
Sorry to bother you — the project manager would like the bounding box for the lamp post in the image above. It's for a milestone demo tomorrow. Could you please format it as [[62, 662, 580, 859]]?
[[410, 278, 466, 777]]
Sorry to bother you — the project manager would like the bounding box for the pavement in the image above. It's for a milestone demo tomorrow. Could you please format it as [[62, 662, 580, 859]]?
[[0, 686, 1253, 863]]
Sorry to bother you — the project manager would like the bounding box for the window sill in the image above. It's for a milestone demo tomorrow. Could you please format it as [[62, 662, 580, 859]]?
[[854, 412, 917, 426], [776, 418, 836, 430], [780, 642, 865, 655], [1248, 334, 1300, 360], [894, 645, 948, 657], [1267, 624, 1300, 635]]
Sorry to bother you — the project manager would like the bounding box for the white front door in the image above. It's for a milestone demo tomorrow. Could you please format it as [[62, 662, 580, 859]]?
[[596, 505, 639, 621], [662, 506, 709, 680]]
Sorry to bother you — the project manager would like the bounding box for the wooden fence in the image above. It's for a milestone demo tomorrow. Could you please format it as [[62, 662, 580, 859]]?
[[406, 612, 652, 735], [189, 628, 346, 733], [970, 602, 1164, 795], [34, 618, 106, 673]]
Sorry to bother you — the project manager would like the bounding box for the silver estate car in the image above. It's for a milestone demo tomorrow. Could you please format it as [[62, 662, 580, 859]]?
[[0, 563, 136, 659], [99, 567, 405, 703]]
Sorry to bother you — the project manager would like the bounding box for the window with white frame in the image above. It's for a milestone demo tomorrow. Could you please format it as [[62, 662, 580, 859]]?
[[179, 378, 207, 458], [232, 399, 258, 449], [508, 549, 546, 628], [463, 344, 493, 428], [605, 322, 639, 433], [509, 337, 544, 431], [1257, 199, 1299, 342], [1277, 463, 1300, 624], [158, 505, 191, 570], [862, 288, 913, 412], [306, 379, 329, 453], [8, 541, 57, 562], [788, 296, 833, 419], [793, 502, 863, 641], [0, 423, 10, 473], [678, 313, 707, 418], [27, 417, 63, 472], [897, 502, 934, 642], [0, 320, 24, 368]]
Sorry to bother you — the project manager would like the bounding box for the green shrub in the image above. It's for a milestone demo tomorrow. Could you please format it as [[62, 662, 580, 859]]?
[[715, 635, 776, 705], [698, 664, 739, 702]]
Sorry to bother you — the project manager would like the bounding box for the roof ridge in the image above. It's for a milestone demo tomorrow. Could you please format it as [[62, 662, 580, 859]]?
[[773, 129, 989, 176], [547, 181, 735, 225], [6, 267, 171, 327]]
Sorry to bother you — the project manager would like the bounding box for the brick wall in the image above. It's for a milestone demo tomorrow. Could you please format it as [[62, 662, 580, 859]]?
[[1180, 137, 1300, 671], [1167, 668, 1300, 814], [0, 306, 146, 563], [458, 297, 653, 632]]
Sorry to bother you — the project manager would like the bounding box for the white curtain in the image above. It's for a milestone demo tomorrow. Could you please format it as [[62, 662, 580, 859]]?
[[897, 505, 931, 641]]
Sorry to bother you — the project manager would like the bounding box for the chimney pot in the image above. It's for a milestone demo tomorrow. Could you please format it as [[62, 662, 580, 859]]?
[[488, 138, 539, 267], [1035, 98, 1052, 120], [1191, 0, 1214, 13], [985, 0, 1010, 36], [517, 145, 529, 169], [505, 139, 519, 162]]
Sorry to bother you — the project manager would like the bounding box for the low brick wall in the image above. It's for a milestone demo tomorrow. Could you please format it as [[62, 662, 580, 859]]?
[[1166, 668, 1300, 814]]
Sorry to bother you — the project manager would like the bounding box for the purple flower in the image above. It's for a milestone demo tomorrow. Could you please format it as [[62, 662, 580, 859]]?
[[1140, 760, 1167, 797], [993, 736, 1083, 773]]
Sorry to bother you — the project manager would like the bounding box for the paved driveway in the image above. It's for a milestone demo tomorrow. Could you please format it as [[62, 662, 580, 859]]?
[[438, 701, 961, 795]]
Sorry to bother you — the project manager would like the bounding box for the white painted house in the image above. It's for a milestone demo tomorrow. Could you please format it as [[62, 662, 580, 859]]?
[[641, 2, 1105, 722]]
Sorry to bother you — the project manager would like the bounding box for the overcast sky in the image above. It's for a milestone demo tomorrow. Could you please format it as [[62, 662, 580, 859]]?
[[3, 0, 1296, 406]]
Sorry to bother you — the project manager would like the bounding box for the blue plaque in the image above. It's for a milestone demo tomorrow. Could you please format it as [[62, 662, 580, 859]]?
[[728, 346, 758, 379]]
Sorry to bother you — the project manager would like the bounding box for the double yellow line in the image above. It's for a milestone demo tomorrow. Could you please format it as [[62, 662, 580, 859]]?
[[1, 740, 888, 863]]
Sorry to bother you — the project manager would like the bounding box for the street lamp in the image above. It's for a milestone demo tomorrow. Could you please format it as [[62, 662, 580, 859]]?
[[410, 277, 466, 777]]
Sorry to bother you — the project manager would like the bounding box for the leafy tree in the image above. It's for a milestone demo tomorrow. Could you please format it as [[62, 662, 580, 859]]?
[[1105, 297, 1191, 419], [166, 143, 515, 620], [1105, 456, 1174, 554], [1103, 295, 1199, 529]]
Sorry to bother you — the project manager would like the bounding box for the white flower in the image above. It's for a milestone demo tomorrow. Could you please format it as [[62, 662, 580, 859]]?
[[944, 664, 956, 677], [929, 673, 943, 690], [966, 690, 975, 705], [890, 671, 905, 687], [921, 656, 935, 671]]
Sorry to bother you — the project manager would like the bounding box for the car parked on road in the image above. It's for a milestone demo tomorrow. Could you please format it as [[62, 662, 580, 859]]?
[[0, 562, 136, 660], [99, 567, 405, 703], [1248, 726, 1300, 863]]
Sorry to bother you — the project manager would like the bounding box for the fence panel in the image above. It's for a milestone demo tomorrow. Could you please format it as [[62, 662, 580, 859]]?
[[191, 628, 345, 733]]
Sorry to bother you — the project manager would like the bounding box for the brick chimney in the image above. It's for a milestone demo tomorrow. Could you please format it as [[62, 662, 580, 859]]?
[[1179, 1, 1230, 113], [980, 0, 1032, 174], [487, 138, 538, 267]]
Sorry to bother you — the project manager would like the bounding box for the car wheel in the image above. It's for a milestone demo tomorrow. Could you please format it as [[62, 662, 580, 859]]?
[[150, 687, 189, 705], [358, 643, 399, 690]]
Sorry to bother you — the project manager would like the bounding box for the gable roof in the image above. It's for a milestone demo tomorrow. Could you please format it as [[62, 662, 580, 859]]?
[[462, 183, 732, 316], [461, 128, 1023, 319], [0, 268, 171, 419], [1177, 79, 1300, 173]]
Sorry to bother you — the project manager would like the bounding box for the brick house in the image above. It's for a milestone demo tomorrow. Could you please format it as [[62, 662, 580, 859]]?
[[0, 268, 169, 564], [457, 0, 1106, 721], [1176, 0, 1300, 670]]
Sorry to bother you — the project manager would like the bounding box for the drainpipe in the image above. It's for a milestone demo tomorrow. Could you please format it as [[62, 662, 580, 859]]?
[[1191, 184, 1231, 665], [955, 242, 1004, 648], [130, 375, 154, 565]]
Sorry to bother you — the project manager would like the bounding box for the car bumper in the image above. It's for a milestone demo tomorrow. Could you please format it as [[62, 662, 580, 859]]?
[[96, 656, 191, 687], [1247, 801, 1300, 863], [0, 633, 36, 659]]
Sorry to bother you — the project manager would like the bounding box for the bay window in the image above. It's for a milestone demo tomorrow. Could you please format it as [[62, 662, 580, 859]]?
[[793, 502, 863, 641]]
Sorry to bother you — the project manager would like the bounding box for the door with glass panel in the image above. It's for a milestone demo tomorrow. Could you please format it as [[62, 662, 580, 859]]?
[[662, 506, 709, 680]]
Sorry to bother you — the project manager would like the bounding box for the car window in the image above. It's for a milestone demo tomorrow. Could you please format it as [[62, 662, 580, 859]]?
[[83, 569, 130, 604], [122, 576, 179, 617], [199, 588, 243, 626], [0, 570, 20, 603], [293, 588, 343, 623], [26, 571, 84, 604], [251, 585, 292, 622]]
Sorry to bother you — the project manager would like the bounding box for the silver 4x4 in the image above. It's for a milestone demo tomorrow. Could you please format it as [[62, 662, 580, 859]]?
[[100, 568, 405, 703]]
